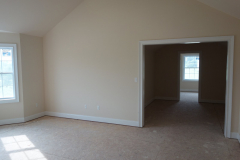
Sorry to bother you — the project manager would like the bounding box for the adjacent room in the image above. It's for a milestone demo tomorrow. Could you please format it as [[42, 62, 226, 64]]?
[[0, 0, 240, 160], [144, 42, 227, 142]]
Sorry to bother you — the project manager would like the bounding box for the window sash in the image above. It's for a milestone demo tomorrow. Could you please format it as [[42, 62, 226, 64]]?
[[182, 54, 199, 81], [0, 73, 15, 99], [0, 44, 18, 103]]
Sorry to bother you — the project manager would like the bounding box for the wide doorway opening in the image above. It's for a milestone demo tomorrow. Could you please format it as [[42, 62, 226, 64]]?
[[139, 36, 234, 138]]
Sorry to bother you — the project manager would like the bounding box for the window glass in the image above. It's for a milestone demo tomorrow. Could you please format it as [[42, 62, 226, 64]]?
[[184, 55, 199, 80], [2, 49, 13, 72], [185, 56, 199, 68], [0, 48, 14, 99]]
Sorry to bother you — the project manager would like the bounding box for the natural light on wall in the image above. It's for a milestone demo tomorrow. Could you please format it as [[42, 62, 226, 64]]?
[[1, 135, 47, 160], [183, 54, 199, 80]]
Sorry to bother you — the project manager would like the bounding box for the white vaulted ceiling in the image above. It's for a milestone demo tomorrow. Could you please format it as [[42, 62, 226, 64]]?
[[197, 0, 240, 20], [0, 0, 239, 37], [0, 0, 83, 37]]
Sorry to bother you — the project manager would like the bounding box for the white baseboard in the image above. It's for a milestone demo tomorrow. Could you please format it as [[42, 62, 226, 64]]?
[[0, 111, 139, 127], [0, 112, 45, 126], [24, 112, 45, 122], [155, 96, 179, 101], [0, 112, 239, 141], [230, 132, 240, 142], [145, 98, 155, 107], [180, 89, 198, 92], [0, 117, 24, 125], [199, 99, 225, 104], [45, 111, 139, 127]]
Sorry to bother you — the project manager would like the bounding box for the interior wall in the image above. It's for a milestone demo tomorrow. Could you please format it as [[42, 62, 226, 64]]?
[[20, 34, 45, 117], [144, 46, 156, 106], [155, 47, 179, 99], [43, 0, 240, 132], [0, 32, 24, 120], [155, 42, 227, 102], [180, 54, 199, 92], [0, 33, 44, 121]]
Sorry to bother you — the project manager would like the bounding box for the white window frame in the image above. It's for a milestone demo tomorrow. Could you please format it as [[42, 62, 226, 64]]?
[[0, 43, 19, 104], [181, 53, 199, 81]]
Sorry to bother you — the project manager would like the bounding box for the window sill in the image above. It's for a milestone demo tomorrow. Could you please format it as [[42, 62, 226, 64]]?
[[0, 98, 19, 104], [182, 79, 199, 82]]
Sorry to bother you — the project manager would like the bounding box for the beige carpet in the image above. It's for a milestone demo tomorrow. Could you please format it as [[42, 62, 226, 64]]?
[[0, 92, 239, 160]]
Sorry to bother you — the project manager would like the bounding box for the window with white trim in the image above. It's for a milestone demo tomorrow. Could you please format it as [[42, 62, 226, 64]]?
[[0, 44, 19, 103], [183, 54, 199, 81]]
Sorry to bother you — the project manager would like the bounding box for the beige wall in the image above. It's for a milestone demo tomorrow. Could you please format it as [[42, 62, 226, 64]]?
[[0, 32, 24, 120], [180, 54, 199, 92], [0, 33, 44, 121], [155, 47, 179, 99], [144, 46, 156, 106], [43, 0, 240, 132], [154, 43, 227, 101], [20, 34, 45, 117], [199, 43, 227, 101]]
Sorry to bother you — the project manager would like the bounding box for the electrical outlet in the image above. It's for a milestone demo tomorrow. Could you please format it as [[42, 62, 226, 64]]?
[[97, 106, 100, 110], [36, 103, 38, 107], [84, 104, 87, 109]]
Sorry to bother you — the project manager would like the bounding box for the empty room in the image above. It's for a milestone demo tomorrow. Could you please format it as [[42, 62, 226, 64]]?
[[0, 0, 240, 160], [144, 42, 227, 148]]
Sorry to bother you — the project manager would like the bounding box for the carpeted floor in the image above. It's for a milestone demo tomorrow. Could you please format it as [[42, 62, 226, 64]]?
[[0, 92, 239, 160]]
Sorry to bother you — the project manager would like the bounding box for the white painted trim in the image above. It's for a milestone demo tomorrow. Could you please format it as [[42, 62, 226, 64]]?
[[45, 112, 139, 127], [0, 43, 19, 104], [199, 99, 225, 104], [139, 36, 234, 138], [0, 112, 139, 127], [225, 36, 234, 138], [145, 98, 155, 107], [180, 89, 198, 92], [24, 112, 45, 122], [0, 117, 24, 125], [177, 52, 180, 101], [230, 132, 240, 140], [0, 112, 45, 126], [139, 40, 144, 127], [155, 96, 179, 101]]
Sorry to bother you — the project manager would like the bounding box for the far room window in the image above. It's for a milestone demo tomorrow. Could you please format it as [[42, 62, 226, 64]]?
[[0, 44, 19, 103], [183, 54, 199, 81]]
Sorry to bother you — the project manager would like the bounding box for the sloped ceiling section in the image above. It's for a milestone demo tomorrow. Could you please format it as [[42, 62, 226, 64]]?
[[197, 0, 240, 20], [0, 0, 83, 37], [0, 0, 239, 37]]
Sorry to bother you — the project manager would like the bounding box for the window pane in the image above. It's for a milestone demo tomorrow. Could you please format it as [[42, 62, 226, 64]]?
[[190, 68, 195, 73], [185, 56, 199, 68], [3, 86, 13, 98], [195, 74, 199, 79], [0, 50, 2, 72], [2, 49, 13, 72], [189, 74, 195, 79], [195, 68, 199, 74], [0, 75, 3, 98], [185, 74, 189, 79], [2, 74, 14, 98], [185, 68, 189, 73]]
